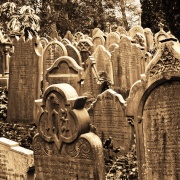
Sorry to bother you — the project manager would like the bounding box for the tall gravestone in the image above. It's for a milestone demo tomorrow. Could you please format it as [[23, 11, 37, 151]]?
[[33, 83, 105, 179], [7, 36, 41, 124], [81, 56, 102, 104], [46, 56, 84, 94], [89, 89, 133, 153], [111, 36, 145, 99], [126, 38, 180, 179], [43, 40, 67, 91], [92, 45, 114, 84]]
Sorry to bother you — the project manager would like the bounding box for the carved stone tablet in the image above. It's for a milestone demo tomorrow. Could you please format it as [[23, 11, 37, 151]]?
[[46, 56, 84, 94], [143, 81, 180, 179], [90, 89, 133, 153], [43, 40, 67, 91], [7, 37, 41, 123], [126, 38, 180, 180], [34, 83, 105, 179], [65, 44, 82, 66]]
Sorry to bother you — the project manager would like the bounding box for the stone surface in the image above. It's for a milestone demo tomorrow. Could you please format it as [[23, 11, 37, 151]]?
[[81, 56, 102, 103], [92, 45, 113, 84], [34, 83, 105, 179], [111, 36, 145, 98], [92, 35, 105, 50], [46, 56, 84, 94], [89, 89, 133, 153], [7, 36, 41, 124], [126, 38, 180, 180], [43, 40, 67, 91], [65, 43, 82, 66], [0, 137, 34, 180], [77, 39, 94, 68], [106, 32, 120, 49]]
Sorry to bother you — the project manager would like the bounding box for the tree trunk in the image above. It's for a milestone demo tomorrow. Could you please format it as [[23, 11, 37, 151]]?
[[120, 0, 129, 31]]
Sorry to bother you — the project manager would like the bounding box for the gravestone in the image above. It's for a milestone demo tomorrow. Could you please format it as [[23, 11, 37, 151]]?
[[116, 26, 128, 37], [65, 43, 82, 66], [33, 83, 105, 179], [46, 56, 84, 94], [144, 28, 154, 52], [106, 32, 120, 49], [43, 40, 67, 91], [7, 36, 41, 124], [90, 89, 133, 153], [111, 36, 145, 98], [81, 56, 102, 102], [154, 24, 169, 47], [92, 35, 105, 50], [0, 137, 34, 179], [61, 38, 71, 46], [126, 38, 180, 180], [74, 32, 84, 42], [77, 39, 94, 68], [40, 37, 49, 49], [92, 45, 113, 84], [128, 25, 144, 38], [64, 30, 74, 43], [92, 28, 104, 37]]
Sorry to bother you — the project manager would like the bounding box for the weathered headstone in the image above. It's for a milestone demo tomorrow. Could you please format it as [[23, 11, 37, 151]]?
[[116, 26, 128, 37], [74, 32, 84, 42], [0, 137, 34, 179], [126, 38, 180, 180], [92, 35, 105, 50], [64, 30, 74, 43], [40, 37, 49, 49], [81, 56, 102, 102], [92, 45, 113, 84], [43, 40, 67, 91], [46, 56, 84, 94], [65, 43, 82, 66], [89, 89, 133, 153], [7, 36, 41, 123], [111, 36, 145, 98], [33, 83, 105, 179], [128, 25, 144, 38], [106, 32, 120, 49], [77, 39, 94, 68], [92, 28, 104, 37], [61, 38, 71, 46], [144, 28, 154, 52]]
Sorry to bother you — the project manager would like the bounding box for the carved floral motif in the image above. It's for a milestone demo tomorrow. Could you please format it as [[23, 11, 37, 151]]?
[[149, 46, 180, 77]]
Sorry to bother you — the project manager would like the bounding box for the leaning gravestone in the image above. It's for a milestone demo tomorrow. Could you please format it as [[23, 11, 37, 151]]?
[[33, 83, 105, 179], [46, 56, 84, 94], [89, 89, 133, 153], [126, 38, 180, 180], [43, 40, 67, 91], [7, 36, 41, 124]]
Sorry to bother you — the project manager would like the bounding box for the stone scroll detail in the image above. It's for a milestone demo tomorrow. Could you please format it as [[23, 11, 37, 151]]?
[[149, 46, 180, 77]]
